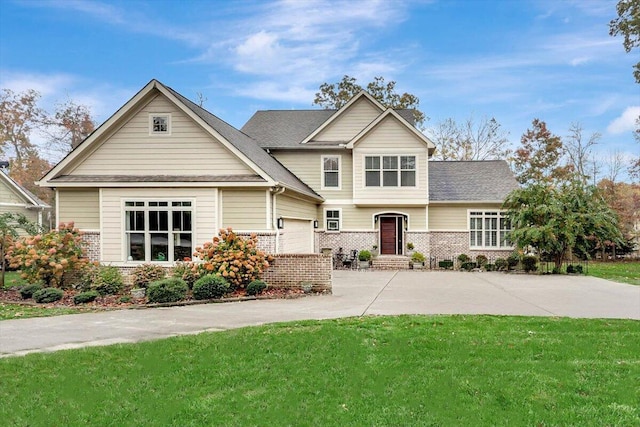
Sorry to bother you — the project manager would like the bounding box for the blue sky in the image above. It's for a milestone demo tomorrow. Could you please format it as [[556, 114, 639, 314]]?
[[1, 0, 638, 179]]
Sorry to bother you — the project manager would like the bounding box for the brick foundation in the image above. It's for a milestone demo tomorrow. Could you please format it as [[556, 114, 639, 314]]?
[[261, 254, 332, 292], [81, 231, 100, 262]]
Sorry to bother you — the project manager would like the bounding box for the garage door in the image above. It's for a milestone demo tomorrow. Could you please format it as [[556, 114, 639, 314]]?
[[281, 218, 313, 253]]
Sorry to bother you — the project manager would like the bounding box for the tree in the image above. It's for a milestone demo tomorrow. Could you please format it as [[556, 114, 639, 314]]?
[[564, 122, 600, 186], [630, 117, 640, 180], [503, 182, 623, 269], [314, 75, 426, 128], [512, 119, 572, 186], [429, 116, 511, 160], [0, 213, 41, 287], [0, 89, 43, 164], [42, 98, 95, 155], [609, 0, 640, 83], [9, 155, 53, 205]]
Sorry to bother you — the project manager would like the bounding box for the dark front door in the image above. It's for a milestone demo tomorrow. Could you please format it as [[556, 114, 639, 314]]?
[[380, 217, 400, 255]]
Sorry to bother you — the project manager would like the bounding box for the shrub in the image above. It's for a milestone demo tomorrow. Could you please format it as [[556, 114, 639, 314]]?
[[494, 258, 508, 271], [575, 264, 584, 274], [475, 255, 488, 267], [439, 260, 454, 269], [358, 250, 372, 262], [73, 290, 98, 304], [80, 264, 124, 295], [132, 264, 166, 289], [171, 261, 200, 289], [522, 255, 538, 273], [411, 252, 425, 264], [552, 266, 561, 274], [461, 262, 477, 271], [193, 274, 230, 300], [20, 283, 43, 299], [507, 253, 520, 270], [193, 228, 274, 289], [246, 279, 267, 296], [457, 254, 470, 263], [566, 264, 575, 274], [7, 222, 87, 288], [119, 295, 132, 303], [484, 263, 495, 271], [406, 242, 415, 250], [33, 287, 64, 303], [146, 278, 188, 303], [566, 264, 584, 274]]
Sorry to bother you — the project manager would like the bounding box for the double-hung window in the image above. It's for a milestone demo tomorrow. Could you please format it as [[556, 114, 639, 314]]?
[[125, 200, 193, 262], [326, 210, 340, 231], [365, 155, 416, 187], [322, 156, 340, 189], [469, 211, 511, 249]]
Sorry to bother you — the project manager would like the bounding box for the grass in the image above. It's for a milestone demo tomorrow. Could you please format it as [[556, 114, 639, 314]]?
[[1, 315, 638, 426], [587, 261, 640, 285]]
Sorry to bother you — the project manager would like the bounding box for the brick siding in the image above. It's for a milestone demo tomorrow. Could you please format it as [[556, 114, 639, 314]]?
[[316, 231, 378, 255], [81, 231, 100, 262], [261, 254, 332, 292]]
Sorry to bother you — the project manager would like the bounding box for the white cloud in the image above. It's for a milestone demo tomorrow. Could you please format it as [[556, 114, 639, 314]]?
[[607, 106, 640, 134], [0, 71, 76, 97]]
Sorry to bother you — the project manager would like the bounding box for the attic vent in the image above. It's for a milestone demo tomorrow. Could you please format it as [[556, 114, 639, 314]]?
[[149, 114, 171, 135]]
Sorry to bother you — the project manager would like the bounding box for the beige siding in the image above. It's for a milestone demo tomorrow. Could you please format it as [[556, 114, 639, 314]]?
[[101, 188, 217, 263], [221, 189, 268, 230], [352, 116, 429, 203], [320, 205, 427, 230], [428, 204, 503, 230], [0, 205, 39, 235], [70, 94, 254, 176], [0, 179, 27, 204], [272, 150, 353, 199], [277, 194, 317, 219], [313, 98, 380, 142], [58, 189, 100, 230]]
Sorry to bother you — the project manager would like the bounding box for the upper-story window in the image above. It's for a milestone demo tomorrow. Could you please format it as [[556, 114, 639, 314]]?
[[365, 155, 416, 187], [149, 114, 171, 135], [322, 155, 341, 189]]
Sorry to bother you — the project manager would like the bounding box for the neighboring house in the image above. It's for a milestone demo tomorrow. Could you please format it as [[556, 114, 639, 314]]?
[[38, 79, 518, 266], [0, 164, 51, 232]]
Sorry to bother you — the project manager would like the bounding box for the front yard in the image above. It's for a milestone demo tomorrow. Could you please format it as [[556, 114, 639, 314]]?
[[1, 315, 638, 426], [587, 261, 640, 285]]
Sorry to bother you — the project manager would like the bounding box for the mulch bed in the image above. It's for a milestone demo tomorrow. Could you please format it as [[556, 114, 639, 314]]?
[[0, 286, 310, 311]]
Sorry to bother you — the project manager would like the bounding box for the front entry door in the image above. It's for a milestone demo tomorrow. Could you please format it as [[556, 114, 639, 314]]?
[[380, 216, 403, 255]]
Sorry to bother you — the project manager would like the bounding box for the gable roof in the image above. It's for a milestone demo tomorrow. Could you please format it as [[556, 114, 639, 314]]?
[[429, 160, 519, 202], [0, 169, 50, 208], [39, 80, 322, 201], [242, 108, 417, 149]]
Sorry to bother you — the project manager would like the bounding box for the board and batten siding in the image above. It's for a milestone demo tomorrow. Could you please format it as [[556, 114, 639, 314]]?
[[276, 194, 317, 220], [321, 205, 427, 230], [100, 188, 217, 263], [428, 204, 504, 231], [57, 189, 100, 230], [272, 151, 353, 199], [352, 116, 428, 203], [221, 189, 268, 230], [313, 97, 381, 142], [70, 94, 253, 176]]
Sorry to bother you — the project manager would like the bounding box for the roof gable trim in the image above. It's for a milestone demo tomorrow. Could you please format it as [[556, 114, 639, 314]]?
[[346, 109, 436, 149]]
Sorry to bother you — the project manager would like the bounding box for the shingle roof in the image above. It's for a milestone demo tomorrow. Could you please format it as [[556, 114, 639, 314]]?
[[163, 85, 322, 200], [0, 169, 50, 208], [242, 109, 417, 148], [429, 160, 519, 201]]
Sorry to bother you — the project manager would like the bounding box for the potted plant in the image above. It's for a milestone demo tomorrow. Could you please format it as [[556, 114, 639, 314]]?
[[411, 251, 425, 269], [371, 245, 379, 257], [358, 250, 372, 269]]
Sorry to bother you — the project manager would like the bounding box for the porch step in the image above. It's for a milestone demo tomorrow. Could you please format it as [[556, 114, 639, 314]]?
[[371, 256, 411, 270]]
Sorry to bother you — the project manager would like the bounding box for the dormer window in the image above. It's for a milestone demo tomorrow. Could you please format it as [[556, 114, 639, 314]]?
[[150, 114, 171, 135]]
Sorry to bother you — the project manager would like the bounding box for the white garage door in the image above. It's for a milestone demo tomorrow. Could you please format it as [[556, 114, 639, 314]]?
[[281, 218, 313, 253]]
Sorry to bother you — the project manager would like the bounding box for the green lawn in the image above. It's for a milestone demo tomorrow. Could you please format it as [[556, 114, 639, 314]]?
[[0, 302, 81, 320], [1, 315, 638, 426], [587, 261, 640, 285]]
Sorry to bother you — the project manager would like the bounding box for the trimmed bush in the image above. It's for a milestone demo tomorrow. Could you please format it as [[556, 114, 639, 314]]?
[[171, 261, 200, 289], [566, 264, 584, 274], [80, 264, 124, 295], [439, 260, 454, 269], [457, 254, 470, 264], [552, 266, 562, 274], [20, 283, 43, 299], [246, 280, 267, 296], [73, 290, 98, 304], [494, 258, 508, 271], [119, 295, 132, 303], [33, 287, 64, 303], [358, 250, 372, 262], [522, 255, 538, 273], [461, 262, 477, 271], [475, 255, 488, 267], [192, 274, 230, 300], [411, 252, 425, 264], [132, 264, 166, 289], [146, 278, 188, 304], [484, 263, 495, 271], [507, 253, 520, 270]]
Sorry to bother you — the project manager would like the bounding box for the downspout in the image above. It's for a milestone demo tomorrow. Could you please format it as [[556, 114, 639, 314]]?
[[271, 186, 285, 254]]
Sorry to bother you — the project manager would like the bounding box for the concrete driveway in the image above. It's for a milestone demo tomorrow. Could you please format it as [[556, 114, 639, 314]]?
[[1, 270, 638, 357]]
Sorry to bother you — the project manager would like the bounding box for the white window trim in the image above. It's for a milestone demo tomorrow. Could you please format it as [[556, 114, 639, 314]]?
[[321, 155, 342, 190], [149, 113, 172, 136], [324, 207, 342, 232], [363, 155, 417, 188], [467, 209, 513, 250], [123, 198, 194, 263]]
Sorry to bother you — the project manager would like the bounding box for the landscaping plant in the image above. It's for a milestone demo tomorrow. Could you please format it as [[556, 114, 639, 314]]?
[[80, 264, 124, 295], [246, 279, 267, 296], [494, 258, 508, 271], [171, 261, 200, 289], [193, 228, 274, 289], [131, 264, 166, 289], [411, 251, 425, 265], [507, 252, 520, 270], [19, 283, 43, 299], [475, 254, 488, 267], [146, 278, 188, 303], [73, 290, 98, 305], [522, 255, 538, 273], [192, 274, 230, 300], [7, 222, 87, 288], [32, 287, 64, 304]]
